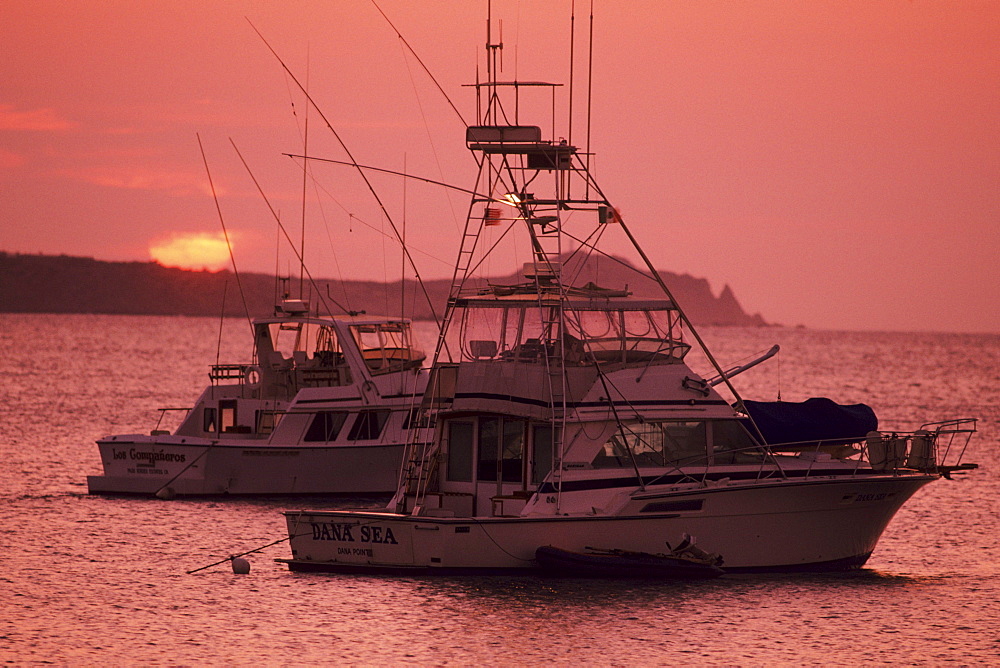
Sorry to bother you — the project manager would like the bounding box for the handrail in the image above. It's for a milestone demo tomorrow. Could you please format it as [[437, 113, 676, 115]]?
[[613, 418, 978, 491]]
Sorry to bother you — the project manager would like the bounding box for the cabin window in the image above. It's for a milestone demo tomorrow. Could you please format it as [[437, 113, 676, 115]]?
[[592, 421, 708, 468], [347, 409, 391, 441], [256, 410, 282, 435], [711, 420, 761, 464], [203, 407, 217, 433], [267, 323, 336, 357], [478, 417, 524, 483], [304, 411, 349, 442], [219, 400, 237, 433], [662, 421, 708, 464], [531, 424, 554, 483], [350, 323, 424, 375], [402, 408, 435, 430], [447, 421, 474, 482]]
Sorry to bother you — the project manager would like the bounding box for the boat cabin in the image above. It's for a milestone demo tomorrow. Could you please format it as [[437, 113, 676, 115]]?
[[172, 308, 425, 440], [404, 281, 766, 516]]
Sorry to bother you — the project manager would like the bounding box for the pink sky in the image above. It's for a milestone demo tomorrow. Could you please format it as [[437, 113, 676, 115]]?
[[3, 1, 998, 333]]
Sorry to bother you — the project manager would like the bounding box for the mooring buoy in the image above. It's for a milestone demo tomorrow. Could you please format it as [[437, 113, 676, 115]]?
[[231, 556, 250, 574]]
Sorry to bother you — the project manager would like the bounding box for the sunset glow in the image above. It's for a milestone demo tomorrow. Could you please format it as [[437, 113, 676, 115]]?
[[149, 232, 232, 271], [2, 0, 998, 332]]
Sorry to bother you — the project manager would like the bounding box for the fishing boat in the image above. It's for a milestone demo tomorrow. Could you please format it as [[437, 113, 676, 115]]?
[[278, 12, 976, 572], [87, 299, 430, 496]]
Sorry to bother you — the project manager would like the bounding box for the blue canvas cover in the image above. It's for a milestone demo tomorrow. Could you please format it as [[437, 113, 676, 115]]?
[[740, 397, 878, 447]]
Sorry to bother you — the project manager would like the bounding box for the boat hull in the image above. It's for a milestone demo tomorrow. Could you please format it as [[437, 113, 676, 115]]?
[[87, 437, 408, 496], [281, 474, 934, 572]]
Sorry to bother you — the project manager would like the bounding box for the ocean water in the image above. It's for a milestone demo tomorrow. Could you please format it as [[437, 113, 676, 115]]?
[[1, 313, 998, 665]]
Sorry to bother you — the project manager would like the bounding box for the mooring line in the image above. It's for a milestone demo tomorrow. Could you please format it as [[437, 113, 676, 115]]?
[[186, 534, 297, 575]]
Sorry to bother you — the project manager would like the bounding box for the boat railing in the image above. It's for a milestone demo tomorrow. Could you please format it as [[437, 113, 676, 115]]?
[[209, 363, 251, 382], [761, 421, 977, 477], [632, 421, 977, 489], [920, 418, 978, 471], [855, 420, 977, 475]]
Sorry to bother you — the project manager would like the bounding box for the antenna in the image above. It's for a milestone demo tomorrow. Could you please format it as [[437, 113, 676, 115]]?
[[299, 47, 310, 298], [585, 0, 595, 198], [568, 0, 576, 151], [401, 153, 407, 320]]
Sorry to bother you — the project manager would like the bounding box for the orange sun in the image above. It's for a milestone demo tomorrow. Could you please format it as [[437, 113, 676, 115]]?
[[149, 231, 232, 271]]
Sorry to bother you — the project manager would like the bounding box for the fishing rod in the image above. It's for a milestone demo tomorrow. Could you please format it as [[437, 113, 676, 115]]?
[[369, 0, 470, 130], [197, 133, 254, 337], [247, 18, 442, 329], [230, 139, 350, 316]]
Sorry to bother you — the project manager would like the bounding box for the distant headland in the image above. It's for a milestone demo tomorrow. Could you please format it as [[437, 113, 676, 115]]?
[[0, 252, 767, 327]]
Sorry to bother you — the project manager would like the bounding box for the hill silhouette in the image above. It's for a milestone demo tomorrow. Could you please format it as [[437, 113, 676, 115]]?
[[0, 252, 767, 327]]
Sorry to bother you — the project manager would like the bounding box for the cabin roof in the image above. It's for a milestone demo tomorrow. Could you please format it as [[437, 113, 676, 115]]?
[[452, 295, 676, 311], [252, 314, 413, 328]]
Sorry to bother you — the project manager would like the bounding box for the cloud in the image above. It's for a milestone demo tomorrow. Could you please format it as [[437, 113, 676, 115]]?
[[0, 105, 76, 131], [61, 166, 217, 197]]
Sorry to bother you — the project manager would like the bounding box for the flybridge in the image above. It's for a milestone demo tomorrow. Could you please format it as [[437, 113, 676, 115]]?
[[466, 124, 577, 170]]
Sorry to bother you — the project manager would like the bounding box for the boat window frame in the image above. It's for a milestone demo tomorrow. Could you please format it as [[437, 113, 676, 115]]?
[[303, 411, 350, 443], [346, 409, 392, 441], [203, 406, 217, 434], [441, 415, 555, 489]]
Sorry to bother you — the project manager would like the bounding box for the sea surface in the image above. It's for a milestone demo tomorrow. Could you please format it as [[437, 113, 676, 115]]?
[[1, 313, 998, 665]]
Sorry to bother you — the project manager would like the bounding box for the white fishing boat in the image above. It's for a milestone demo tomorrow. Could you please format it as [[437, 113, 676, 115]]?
[[279, 13, 976, 572], [87, 299, 430, 496]]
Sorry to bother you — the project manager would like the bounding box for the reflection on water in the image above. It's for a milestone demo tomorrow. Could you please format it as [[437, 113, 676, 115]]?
[[1, 314, 998, 664]]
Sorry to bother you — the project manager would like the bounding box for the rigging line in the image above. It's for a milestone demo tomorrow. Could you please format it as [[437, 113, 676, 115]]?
[[397, 38, 465, 236], [230, 139, 348, 316], [287, 153, 520, 206], [247, 19, 441, 329], [608, 432, 646, 493], [369, 0, 469, 130], [559, 227, 657, 284], [462, 218, 520, 281], [562, 217, 610, 287], [197, 133, 253, 337], [294, 158, 453, 271], [310, 172, 353, 313], [294, 152, 523, 283], [153, 442, 213, 500]]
